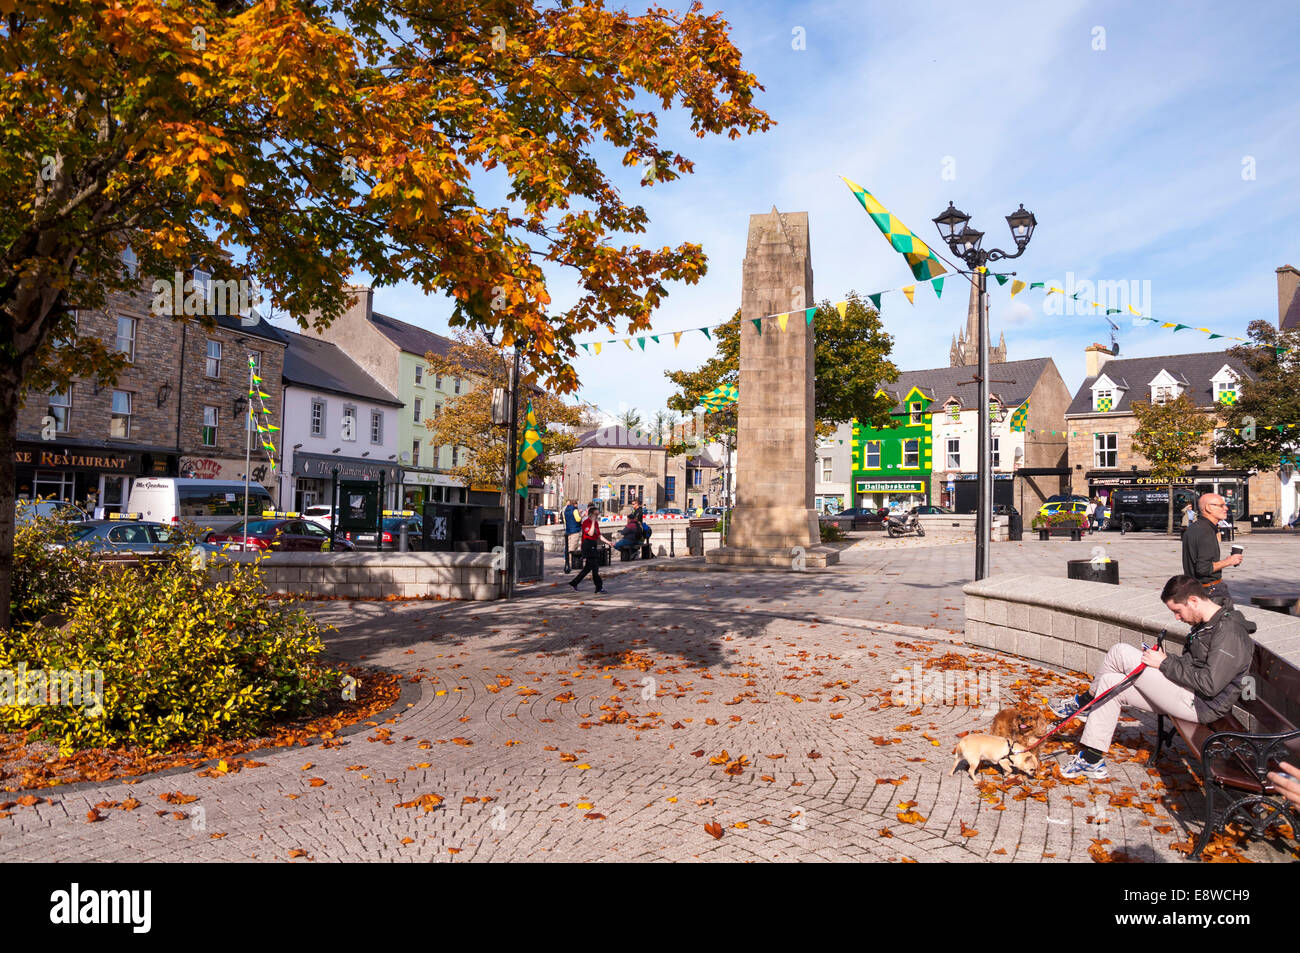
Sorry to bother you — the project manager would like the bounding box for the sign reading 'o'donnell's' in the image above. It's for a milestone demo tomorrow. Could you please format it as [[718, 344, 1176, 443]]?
[[856, 480, 925, 493]]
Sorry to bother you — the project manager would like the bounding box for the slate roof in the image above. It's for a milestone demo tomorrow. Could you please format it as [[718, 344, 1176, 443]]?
[[876, 357, 1054, 413], [281, 328, 403, 406], [1064, 350, 1255, 416], [370, 310, 455, 359]]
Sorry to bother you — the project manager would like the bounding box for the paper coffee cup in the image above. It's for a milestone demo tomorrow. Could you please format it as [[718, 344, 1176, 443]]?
[[1230, 544, 1244, 556]]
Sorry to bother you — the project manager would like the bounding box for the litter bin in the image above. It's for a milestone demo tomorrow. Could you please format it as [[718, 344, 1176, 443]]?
[[1007, 510, 1023, 541], [1067, 558, 1119, 585], [514, 540, 543, 582]]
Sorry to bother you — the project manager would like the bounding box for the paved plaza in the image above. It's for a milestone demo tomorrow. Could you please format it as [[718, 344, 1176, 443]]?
[[2, 531, 1297, 862]]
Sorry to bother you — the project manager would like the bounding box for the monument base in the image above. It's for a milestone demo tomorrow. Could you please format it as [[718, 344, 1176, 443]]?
[[705, 544, 840, 569]]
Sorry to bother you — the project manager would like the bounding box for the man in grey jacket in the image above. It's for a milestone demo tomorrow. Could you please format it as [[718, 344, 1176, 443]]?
[[1050, 574, 1256, 779]]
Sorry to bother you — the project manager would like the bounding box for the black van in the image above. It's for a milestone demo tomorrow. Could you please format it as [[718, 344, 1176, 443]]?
[[1105, 488, 1198, 532]]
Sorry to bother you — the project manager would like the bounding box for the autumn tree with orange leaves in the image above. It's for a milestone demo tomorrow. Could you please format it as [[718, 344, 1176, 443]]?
[[0, 0, 772, 627]]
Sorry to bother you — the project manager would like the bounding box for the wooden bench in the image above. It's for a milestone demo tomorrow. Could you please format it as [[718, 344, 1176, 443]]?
[[1155, 642, 1300, 859]]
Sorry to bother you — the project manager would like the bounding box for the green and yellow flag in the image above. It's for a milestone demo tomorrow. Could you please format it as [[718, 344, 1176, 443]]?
[[699, 382, 738, 414], [516, 401, 543, 497], [840, 177, 948, 281], [1009, 400, 1030, 433]]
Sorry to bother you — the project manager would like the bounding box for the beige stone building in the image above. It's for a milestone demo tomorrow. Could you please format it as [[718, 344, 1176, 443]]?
[[1064, 344, 1271, 521], [554, 425, 721, 514]]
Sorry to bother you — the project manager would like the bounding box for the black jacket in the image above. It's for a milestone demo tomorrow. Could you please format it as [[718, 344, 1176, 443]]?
[[1160, 606, 1256, 722]]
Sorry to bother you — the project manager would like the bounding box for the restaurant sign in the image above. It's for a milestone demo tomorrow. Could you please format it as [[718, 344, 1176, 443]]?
[[15, 446, 138, 473], [856, 480, 925, 493]]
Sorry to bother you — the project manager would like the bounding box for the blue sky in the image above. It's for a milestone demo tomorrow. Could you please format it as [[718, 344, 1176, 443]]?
[[336, 0, 1300, 424]]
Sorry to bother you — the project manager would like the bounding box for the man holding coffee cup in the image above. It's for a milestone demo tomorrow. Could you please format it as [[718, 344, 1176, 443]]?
[[1181, 492, 1242, 607]]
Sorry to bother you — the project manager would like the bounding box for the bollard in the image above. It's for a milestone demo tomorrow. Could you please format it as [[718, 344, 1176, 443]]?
[[399, 522, 409, 552], [669, 527, 675, 557]]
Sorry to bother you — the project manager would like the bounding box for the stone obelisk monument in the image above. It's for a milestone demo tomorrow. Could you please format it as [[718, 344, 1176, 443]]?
[[707, 207, 838, 568]]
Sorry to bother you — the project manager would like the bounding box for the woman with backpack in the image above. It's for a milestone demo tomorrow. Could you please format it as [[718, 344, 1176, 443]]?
[[569, 505, 606, 593]]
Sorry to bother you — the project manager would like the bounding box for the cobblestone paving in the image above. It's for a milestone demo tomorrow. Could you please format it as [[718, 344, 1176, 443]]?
[[2, 532, 1296, 862]]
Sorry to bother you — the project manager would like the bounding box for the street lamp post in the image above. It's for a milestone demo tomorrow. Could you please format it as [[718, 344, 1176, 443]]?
[[933, 202, 1037, 580]]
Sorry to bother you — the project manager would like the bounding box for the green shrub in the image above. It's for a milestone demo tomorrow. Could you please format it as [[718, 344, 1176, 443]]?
[[1030, 511, 1087, 530], [10, 510, 105, 631], [820, 521, 846, 542], [0, 550, 339, 754]]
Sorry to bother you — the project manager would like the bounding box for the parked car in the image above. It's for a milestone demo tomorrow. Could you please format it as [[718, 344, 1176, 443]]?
[[1038, 499, 1089, 518], [704, 506, 726, 517], [822, 507, 884, 523], [16, 499, 88, 525], [348, 514, 425, 550], [126, 478, 274, 534], [910, 505, 951, 515], [301, 505, 337, 530], [209, 517, 354, 552], [53, 518, 235, 563], [655, 508, 684, 517]]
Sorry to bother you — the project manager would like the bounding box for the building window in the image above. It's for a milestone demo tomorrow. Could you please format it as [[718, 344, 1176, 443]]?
[[120, 246, 138, 278], [665, 475, 676, 501], [593, 483, 599, 501], [342, 405, 357, 441], [902, 438, 919, 468], [110, 390, 132, 439], [991, 436, 1001, 469], [1093, 388, 1112, 412], [1154, 385, 1173, 405], [1215, 381, 1238, 404], [47, 388, 71, 433], [909, 401, 923, 425], [945, 401, 961, 423], [414, 365, 424, 385], [946, 438, 960, 470], [451, 446, 459, 467], [311, 399, 325, 436], [413, 397, 422, 423], [434, 403, 442, 418], [202, 406, 218, 447], [115, 316, 136, 362], [865, 440, 880, 469], [619, 485, 627, 506], [250, 350, 262, 378], [411, 440, 420, 467], [453, 377, 461, 394], [370, 411, 383, 444], [436, 374, 443, 390], [821, 457, 833, 482], [1094, 432, 1118, 468], [205, 339, 222, 378]]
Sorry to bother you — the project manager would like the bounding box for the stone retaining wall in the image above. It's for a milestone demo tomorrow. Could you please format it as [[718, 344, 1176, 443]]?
[[207, 551, 502, 600], [963, 574, 1300, 722]]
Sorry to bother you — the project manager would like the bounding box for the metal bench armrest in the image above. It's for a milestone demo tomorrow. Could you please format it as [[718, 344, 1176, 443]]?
[[1201, 725, 1300, 786]]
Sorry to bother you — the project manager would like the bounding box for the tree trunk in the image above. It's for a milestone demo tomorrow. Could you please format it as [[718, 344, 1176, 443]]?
[[0, 369, 20, 631], [1167, 480, 1175, 535]]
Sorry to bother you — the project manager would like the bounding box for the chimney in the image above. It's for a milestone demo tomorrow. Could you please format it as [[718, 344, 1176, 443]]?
[[1278, 265, 1300, 330], [1085, 342, 1117, 378]]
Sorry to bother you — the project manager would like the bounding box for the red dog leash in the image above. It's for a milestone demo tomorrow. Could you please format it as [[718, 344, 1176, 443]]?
[[1028, 630, 1166, 752]]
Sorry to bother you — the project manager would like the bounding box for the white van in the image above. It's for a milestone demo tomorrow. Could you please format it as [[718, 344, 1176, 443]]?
[[126, 478, 274, 534]]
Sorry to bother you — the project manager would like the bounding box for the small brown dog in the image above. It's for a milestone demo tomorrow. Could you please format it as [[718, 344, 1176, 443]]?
[[951, 733, 1040, 780], [990, 708, 1054, 747]]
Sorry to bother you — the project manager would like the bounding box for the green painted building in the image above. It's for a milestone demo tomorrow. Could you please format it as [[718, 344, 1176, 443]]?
[[851, 382, 935, 511]]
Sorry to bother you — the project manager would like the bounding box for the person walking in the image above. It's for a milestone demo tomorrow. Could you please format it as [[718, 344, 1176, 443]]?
[[1049, 574, 1256, 779], [562, 499, 580, 572], [1181, 492, 1242, 607], [569, 505, 605, 593]]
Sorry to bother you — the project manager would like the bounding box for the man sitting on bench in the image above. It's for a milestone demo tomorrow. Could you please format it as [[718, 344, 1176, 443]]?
[[1049, 574, 1256, 780]]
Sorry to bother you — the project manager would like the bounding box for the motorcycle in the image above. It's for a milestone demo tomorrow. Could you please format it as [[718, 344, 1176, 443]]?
[[886, 511, 925, 538]]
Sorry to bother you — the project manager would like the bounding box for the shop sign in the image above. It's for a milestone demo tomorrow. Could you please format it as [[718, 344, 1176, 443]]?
[[1088, 474, 1196, 487], [856, 480, 924, 493], [15, 447, 138, 472]]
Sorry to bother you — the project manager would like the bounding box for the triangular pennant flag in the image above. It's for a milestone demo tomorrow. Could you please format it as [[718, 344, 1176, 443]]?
[[651, 335, 659, 344], [931, 277, 944, 298], [902, 285, 916, 304], [1172, 324, 1189, 332], [835, 301, 848, 319], [1127, 304, 1142, 316], [701, 328, 711, 340], [624, 339, 634, 350], [1106, 308, 1121, 315], [581, 342, 589, 353], [1030, 282, 1044, 289], [1161, 322, 1177, 329], [1208, 333, 1223, 340], [839, 177, 947, 281], [751, 318, 763, 335], [1045, 287, 1062, 296], [673, 332, 682, 347], [805, 307, 816, 324], [868, 293, 882, 310], [637, 337, 646, 350], [1010, 279, 1026, 297], [994, 274, 1009, 286], [264, 423, 280, 431], [594, 342, 602, 355], [777, 313, 789, 332]]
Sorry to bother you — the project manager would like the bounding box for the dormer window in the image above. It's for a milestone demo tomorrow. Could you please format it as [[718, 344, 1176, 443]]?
[[909, 401, 923, 425], [943, 399, 961, 423], [1211, 365, 1241, 406], [1148, 369, 1184, 405]]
